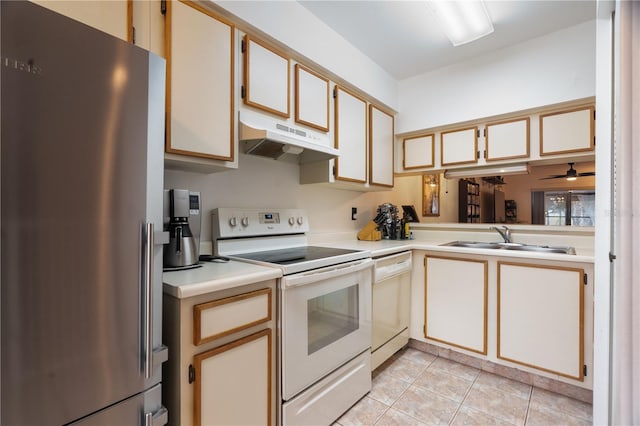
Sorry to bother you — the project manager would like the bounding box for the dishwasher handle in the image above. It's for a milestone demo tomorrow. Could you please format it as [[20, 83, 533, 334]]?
[[374, 252, 412, 282]]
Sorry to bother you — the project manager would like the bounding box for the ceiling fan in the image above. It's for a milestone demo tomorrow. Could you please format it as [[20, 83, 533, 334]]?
[[540, 163, 595, 181]]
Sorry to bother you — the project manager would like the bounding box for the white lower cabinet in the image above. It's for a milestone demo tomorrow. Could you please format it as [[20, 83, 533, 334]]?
[[163, 281, 276, 426], [424, 255, 487, 354], [498, 262, 584, 380], [418, 251, 593, 388], [194, 329, 271, 426]]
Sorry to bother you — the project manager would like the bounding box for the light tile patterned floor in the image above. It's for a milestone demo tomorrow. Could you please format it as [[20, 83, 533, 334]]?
[[335, 348, 592, 426]]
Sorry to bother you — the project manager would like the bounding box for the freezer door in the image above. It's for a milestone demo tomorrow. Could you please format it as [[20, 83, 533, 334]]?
[[1, 2, 166, 425], [70, 384, 168, 426]]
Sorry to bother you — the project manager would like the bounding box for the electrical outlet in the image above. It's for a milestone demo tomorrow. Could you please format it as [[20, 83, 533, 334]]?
[[351, 207, 357, 220]]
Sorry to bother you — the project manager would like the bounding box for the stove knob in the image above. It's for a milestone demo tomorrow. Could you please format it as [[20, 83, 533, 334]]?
[[297, 216, 304, 225], [288, 217, 296, 226], [229, 217, 237, 227], [241, 217, 250, 227]]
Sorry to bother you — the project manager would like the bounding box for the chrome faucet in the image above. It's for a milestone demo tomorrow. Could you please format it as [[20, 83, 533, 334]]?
[[490, 225, 512, 243]]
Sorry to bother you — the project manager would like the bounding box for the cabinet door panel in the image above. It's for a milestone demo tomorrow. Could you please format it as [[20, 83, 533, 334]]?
[[194, 329, 272, 426], [486, 117, 530, 161], [166, 0, 234, 160], [540, 106, 594, 155], [441, 127, 478, 166], [244, 36, 290, 118], [295, 64, 329, 131], [403, 134, 434, 170], [369, 105, 394, 187], [335, 87, 367, 183], [498, 262, 584, 380], [425, 256, 487, 354], [193, 288, 272, 345]]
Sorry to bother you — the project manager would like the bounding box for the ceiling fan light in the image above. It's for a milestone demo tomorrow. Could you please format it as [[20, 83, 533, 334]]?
[[566, 176, 577, 181], [429, 0, 494, 46]]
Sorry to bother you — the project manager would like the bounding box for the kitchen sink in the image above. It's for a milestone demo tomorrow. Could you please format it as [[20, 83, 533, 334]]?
[[501, 244, 576, 255], [441, 241, 576, 255], [441, 241, 503, 249]]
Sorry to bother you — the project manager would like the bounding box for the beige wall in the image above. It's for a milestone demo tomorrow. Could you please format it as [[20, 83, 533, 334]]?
[[165, 156, 594, 241], [164, 156, 461, 245], [164, 156, 406, 245]]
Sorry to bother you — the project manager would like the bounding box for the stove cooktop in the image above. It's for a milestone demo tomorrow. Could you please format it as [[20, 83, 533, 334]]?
[[229, 245, 370, 275], [233, 246, 362, 265]]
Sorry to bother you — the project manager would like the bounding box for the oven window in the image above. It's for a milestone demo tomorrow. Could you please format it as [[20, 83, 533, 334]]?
[[307, 284, 359, 355]]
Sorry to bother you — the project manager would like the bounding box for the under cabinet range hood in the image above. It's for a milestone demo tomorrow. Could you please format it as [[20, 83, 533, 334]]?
[[239, 111, 338, 163]]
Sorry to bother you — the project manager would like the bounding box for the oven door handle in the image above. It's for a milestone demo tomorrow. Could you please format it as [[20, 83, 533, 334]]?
[[283, 258, 373, 288]]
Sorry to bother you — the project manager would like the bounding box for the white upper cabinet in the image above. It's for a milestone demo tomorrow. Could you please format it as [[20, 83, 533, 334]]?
[[369, 105, 394, 187], [334, 86, 367, 184], [131, 0, 165, 56], [402, 134, 434, 170], [243, 35, 290, 118], [295, 64, 330, 132], [540, 106, 595, 156], [395, 100, 595, 174], [32, 0, 130, 41], [165, 0, 235, 164], [441, 127, 478, 166], [300, 87, 396, 191], [485, 117, 530, 162]]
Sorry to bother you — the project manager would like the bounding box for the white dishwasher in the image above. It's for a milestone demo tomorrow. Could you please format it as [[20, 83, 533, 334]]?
[[371, 251, 412, 370]]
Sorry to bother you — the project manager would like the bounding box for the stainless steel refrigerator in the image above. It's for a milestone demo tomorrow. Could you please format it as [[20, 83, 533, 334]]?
[[1, 2, 168, 424]]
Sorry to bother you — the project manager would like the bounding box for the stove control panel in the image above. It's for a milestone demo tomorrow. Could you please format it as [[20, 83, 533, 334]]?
[[212, 208, 309, 239]]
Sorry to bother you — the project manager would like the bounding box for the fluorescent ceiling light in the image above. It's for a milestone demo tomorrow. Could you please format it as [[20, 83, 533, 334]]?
[[444, 163, 529, 179], [429, 0, 494, 46]]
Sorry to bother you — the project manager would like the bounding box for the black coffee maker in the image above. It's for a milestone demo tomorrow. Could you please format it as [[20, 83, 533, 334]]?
[[163, 189, 201, 270]]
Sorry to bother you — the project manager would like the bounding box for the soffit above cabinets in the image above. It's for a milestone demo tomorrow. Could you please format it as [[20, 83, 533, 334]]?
[[298, 1, 596, 80]]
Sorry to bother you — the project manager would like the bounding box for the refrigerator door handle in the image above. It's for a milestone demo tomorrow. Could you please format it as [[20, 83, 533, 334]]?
[[142, 222, 154, 379], [144, 406, 168, 426]]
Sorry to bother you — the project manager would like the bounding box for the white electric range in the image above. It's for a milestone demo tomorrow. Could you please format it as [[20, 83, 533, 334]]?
[[212, 208, 373, 426]]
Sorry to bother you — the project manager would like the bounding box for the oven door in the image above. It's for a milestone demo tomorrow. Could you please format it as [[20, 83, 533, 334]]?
[[281, 258, 372, 400]]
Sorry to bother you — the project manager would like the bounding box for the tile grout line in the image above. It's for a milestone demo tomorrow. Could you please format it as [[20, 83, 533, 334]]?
[[522, 383, 534, 425], [371, 401, 391, 426], [366, 350, 592, 426], [370, 350, 434, 425], [447, 369, 482, 425], [378, 351, 443, 425]]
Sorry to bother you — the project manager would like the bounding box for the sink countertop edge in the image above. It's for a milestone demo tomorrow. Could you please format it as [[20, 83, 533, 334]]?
[[163, 240, 593, 299], [318, 240, 594, 262]]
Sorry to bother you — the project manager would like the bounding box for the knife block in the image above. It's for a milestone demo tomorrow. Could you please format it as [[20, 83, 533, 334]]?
[[357, 221, 381, 241]]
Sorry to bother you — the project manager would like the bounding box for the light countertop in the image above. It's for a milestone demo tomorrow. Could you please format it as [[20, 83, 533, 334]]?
[[163, 260, 282, 299], [164, 236, 593, 299]]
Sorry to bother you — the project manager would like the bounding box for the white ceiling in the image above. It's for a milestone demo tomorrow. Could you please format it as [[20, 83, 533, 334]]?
[[298, 1, 597, 81]]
